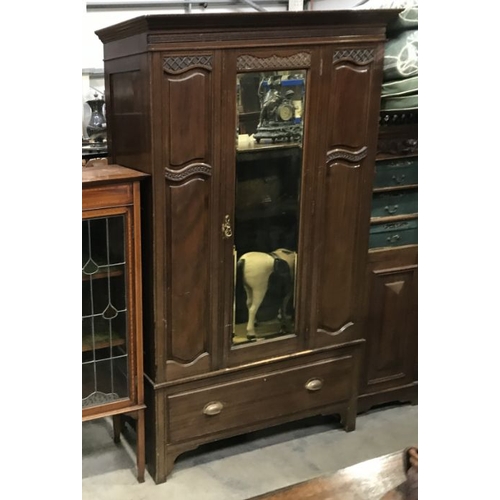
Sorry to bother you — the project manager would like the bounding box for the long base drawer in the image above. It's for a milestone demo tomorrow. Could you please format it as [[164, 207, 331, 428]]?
[[167, 350, 358, 444]]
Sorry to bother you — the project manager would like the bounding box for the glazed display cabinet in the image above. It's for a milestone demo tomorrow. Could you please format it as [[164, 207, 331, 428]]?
[[82, 162, 148, 482], [96, 9, 401, 483]]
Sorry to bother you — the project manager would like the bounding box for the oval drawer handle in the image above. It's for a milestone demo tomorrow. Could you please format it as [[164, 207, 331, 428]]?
[[305, 378, 323, 392], [387, 234, 401, 244], [203, 401, 224, 416], [392, 174, 405, 185], [384, 204, 399, 214]]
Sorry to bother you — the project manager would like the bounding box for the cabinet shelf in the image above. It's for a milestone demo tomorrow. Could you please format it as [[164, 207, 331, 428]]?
[[236, 135, 302, 159], [370, 213, 418, 224], [236, 199, 297, 221], [376, 153, 418, 161], [373, 184, 417, 194], [82, 332, 126, 352], [82, 267, 124, 281]]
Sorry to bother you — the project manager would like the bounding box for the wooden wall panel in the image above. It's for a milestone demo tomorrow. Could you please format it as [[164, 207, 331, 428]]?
[[329, 62, 371, 148], [313, 46, 380, 346], [365, 265, 417, 391], [168, 72, 209, 166], [162, 53, 217, 380], [317, 163, 363, 333], [106, 54, 152, 172], [168, 177, 210, 362]]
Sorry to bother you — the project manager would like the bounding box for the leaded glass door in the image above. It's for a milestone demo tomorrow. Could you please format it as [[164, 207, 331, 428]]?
[[82, 207, 134, 413]]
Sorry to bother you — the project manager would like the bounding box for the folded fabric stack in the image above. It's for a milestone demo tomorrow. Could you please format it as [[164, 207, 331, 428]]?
[[357, 0, 418, 113]]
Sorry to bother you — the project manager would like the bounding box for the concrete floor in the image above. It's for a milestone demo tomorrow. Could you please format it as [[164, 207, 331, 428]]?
[[82, 403, 418, 500]]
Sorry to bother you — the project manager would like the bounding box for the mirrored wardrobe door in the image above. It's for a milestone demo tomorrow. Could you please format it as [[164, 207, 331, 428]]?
[[221, 49, 319, 362]]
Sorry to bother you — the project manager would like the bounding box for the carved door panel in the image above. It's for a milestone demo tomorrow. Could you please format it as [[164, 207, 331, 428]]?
[[161, 53, 223, 381], [363, 252, 417, 393], [311, 44, 384, 349]]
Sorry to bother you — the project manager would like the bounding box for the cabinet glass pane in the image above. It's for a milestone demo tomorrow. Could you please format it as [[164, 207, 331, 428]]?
[[82, 216, 129, 408], [233, 70, 305, 346]]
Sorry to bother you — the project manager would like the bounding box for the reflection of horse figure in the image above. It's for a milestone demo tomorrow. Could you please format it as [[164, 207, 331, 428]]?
[[237, 248, 296, 339]]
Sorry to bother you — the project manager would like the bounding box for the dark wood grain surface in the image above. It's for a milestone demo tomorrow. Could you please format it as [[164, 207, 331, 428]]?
[[96, 10, 402, 44], [82, 163, 148, 186], [250, 451, 406, 500]]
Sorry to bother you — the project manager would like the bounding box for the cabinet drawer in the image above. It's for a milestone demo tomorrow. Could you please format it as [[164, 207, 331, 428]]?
[[374, 157, 418, 189], [167, 355, 355, 443], [371, 190, 418, 218], [369, 219, 418, 249], [82, 183, 134, 211]]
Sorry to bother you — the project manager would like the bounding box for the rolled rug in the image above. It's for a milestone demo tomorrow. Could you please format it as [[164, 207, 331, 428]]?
[[355, 0, 418, 33], [384, 29, 418, 81], [382, 75, 418, 98], [381, 93, 418, 111]]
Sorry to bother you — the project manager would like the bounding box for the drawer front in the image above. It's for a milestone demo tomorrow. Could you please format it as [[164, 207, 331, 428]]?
[[369, 219, 418, 249], [82, 183, 133, 211], [371, 190, 418, 218], [374, 157, 418, 189], [167, 355, 355, 443]]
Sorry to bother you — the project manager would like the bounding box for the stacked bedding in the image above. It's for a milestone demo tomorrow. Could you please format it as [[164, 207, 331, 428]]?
[[357, 0, 418, 113]]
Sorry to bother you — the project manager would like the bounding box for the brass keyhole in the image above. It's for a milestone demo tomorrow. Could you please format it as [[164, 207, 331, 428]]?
[[222, 215, 232, 239]]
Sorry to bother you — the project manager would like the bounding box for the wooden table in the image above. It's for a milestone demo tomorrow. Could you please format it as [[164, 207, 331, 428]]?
[[250, 451, 407, 500]]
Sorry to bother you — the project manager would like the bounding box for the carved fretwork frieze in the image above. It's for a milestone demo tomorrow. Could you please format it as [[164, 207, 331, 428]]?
[[326, 146, 368, 165], [237, 52, 311, 71], [165, 163, 212, 181], [163, 55, 213, 74], [332, 49, 374, 64]]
